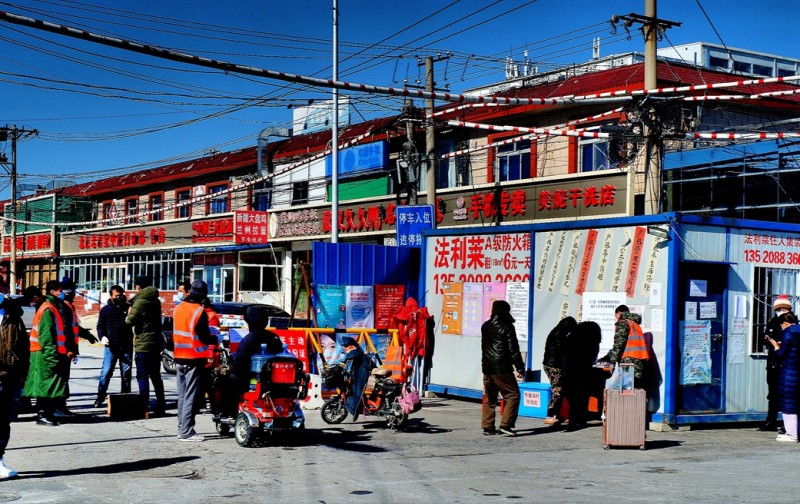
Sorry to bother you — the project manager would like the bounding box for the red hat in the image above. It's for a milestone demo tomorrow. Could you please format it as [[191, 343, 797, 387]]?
[[773, 294, 793, 312]]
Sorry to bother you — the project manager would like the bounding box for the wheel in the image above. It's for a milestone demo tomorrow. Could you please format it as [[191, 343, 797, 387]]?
[[234, 414, 255, 447], [386, 400, 408, 430], [216, 421, 231, 436], [162, 354, 176, 375], [320, 397, 348, 424], [604, 444, 611, 450], [639, 445, 646, 451]]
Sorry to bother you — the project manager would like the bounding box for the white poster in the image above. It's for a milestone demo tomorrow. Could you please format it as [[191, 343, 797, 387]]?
[[506, 282, 530, 342], [734, 295, 748, 319], [345, 286, 374, 329], [680, 320, 712, 385], [649, 283, 662, 306], [582, 291, 627, 353], [650, 308, 664, 333], [699, 301, 717, 319], [685, 302, 698, 321], [689, 279, 707, 298], [729, 318, 747, 364]]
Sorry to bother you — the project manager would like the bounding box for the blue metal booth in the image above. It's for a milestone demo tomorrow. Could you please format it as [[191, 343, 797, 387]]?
[[421, 212, 800, 426]]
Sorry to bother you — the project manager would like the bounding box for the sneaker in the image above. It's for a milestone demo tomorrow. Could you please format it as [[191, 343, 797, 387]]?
[[776, 434, 798, 443], [0, 458, 17, 478], [497, 426, 517, 437], [93, 399, 105, 408], [482, 428, 499, 436], [778, 427, 787, 435], [179, 434, 205, 442]]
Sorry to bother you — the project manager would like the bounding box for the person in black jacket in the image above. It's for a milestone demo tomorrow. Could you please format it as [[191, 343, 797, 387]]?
[[481, 300, 525, 437], [561, 320, 602, 431], [94, 285, 133, 408], [542, 316, 577, 426], [760, 294, 792, 433]]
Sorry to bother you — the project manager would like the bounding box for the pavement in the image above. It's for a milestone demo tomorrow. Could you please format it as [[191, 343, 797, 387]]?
[[1, 343, 797, 504]]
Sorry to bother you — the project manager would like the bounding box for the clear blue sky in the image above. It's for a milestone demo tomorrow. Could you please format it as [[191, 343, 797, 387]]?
[[0, 0, 797, 200]]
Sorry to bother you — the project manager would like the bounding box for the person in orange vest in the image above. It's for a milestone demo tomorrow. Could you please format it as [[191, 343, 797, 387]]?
[[173, 280, 216, 442], [22, 280, 69, 427], [601, 305, 649, 389]]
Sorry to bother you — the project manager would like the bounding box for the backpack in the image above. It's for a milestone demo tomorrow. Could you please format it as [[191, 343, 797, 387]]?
[[0, 312, 29, 380]]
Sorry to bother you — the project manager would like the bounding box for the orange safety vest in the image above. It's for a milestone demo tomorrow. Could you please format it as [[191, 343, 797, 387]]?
[[621, 320, 649, 360], [29, 302, 67, 355], [382, 345, 406, 383], [173, 302, 209, 360]]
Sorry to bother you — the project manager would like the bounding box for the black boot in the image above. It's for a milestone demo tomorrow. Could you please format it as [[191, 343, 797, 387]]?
[[36, 411, 59, 426]]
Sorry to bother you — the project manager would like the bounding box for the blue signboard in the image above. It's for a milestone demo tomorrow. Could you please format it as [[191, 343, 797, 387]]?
[[325, 141, 388, 178], [396, 205, 434, 248]]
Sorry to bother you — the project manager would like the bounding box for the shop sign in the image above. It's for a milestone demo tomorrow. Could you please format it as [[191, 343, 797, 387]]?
[[741, 231, 800, 268], [192, 218, 233, 243], [61, 216, 238, 255], [3, 232, 52, 254], [234, 210, 269, 244], [195, 253, 236, 266], [269, 203, 399, 239]]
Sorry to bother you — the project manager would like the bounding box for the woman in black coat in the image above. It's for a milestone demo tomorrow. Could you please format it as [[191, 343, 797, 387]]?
[[561, 320, 601, 431], [767, 312, 800, 442], [542, 316, 577, 425]]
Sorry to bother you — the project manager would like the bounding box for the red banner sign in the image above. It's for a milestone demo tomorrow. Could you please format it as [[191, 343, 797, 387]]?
[[234, 210, 269, 244], [3, 232, 52, 253]]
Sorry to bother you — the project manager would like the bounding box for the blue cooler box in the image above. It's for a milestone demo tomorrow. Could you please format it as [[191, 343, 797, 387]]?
[[518, 382, 551, 418]]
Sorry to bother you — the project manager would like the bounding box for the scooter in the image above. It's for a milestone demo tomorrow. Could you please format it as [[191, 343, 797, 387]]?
[[320, 359, 412, 430]]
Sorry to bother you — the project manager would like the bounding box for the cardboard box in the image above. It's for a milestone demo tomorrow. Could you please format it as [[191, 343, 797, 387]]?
[[518, 382, 551, 418]]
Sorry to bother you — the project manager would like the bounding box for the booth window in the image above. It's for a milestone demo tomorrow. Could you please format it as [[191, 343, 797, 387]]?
[[752, 266, 798, 353]]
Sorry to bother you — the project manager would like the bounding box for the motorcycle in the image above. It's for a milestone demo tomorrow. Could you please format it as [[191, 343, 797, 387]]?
[[161, 315, 230, 375], [319, 352, 413, 430]]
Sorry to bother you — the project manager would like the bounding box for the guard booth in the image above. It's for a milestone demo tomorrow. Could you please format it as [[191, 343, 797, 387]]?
[[421, 212, 800, 427]]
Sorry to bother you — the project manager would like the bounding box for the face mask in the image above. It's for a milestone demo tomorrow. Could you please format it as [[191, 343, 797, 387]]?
[[57, 292, 65, 301], [173, 292, 184, 303]]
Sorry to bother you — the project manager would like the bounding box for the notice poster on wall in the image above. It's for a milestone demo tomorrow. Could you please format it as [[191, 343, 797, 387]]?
[[374, 284, 405, 330], [346, 286, 374, 328], [483, 282, 507, 321], [462, 283, 484, 337], [680, 320, 712, 385], [441, 282, 463, 335], [315, 284, 346, 329], [506, 282, 530, 341], [582, 291, 627, 353]]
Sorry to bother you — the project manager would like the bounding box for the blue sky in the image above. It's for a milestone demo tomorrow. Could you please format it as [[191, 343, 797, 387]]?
[[0, 0, 797, 200]]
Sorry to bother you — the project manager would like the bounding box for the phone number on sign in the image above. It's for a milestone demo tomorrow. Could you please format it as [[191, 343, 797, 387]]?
[[743, 249, 800, 265]]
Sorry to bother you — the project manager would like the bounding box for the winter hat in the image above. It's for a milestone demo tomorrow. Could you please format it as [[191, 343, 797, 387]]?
[[773, 294, 793, 312], [189, 280, 208, 297], [61, 276, 76, 293]]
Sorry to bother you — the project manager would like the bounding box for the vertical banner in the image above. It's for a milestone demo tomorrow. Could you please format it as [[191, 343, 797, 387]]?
[[641, 238, 661, 297], [594, 231, 614, 292], [441, 282, 463, 335], [561, 231, 583, 295], [506, 282, 530, 341], [346, 286, 374, 328], [536, 231, 555, 292], [680, 320, 712, 385], [374, 284, 405, 330], [461, 283, 484, 337], [575, 229, 598, 296], [625, 226, 647, 297], [611, 244, 628, 292], [547, 231, 568, 292], [314, 284, 346, 329], [483, 282, 507, 322]]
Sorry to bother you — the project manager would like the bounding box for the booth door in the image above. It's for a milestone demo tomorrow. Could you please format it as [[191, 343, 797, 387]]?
[[677, 262, 728, 413]]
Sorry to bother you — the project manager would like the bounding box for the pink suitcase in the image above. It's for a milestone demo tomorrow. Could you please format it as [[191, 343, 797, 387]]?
[[602, 364, 646, 450]]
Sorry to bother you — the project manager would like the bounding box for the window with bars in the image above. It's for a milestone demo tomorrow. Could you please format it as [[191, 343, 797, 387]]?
[[751, 266, 798, 353]]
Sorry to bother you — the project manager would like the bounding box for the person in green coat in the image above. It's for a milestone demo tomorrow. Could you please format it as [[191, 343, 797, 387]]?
[[126, 275, 166, 416], [23, 280, 68, 426]]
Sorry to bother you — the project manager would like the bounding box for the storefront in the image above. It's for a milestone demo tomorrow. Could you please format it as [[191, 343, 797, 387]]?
[[1, 229, 58, 291], [422, 211, 800, 426]]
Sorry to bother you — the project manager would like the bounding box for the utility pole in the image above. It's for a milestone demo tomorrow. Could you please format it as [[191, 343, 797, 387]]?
[[421, 54, 449, 227], [611, 1, 680, 215], [0, 125, 38, 295]]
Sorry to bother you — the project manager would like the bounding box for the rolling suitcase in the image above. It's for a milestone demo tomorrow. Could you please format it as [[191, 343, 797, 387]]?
[[602, 364, 646, 450]]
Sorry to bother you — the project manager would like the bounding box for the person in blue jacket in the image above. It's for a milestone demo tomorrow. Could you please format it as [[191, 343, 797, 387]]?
[[766, 312, 800, 442]]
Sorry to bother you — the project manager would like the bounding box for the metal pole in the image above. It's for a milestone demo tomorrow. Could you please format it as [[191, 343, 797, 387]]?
[[425, 56, 436, 227], [9, 126, 16, 295], [331, 0, 339, 243], [643, 0, 661, 214]]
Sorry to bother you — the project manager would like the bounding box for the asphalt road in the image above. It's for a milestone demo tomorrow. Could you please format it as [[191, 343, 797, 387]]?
[[1, 344, 796, 504]]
